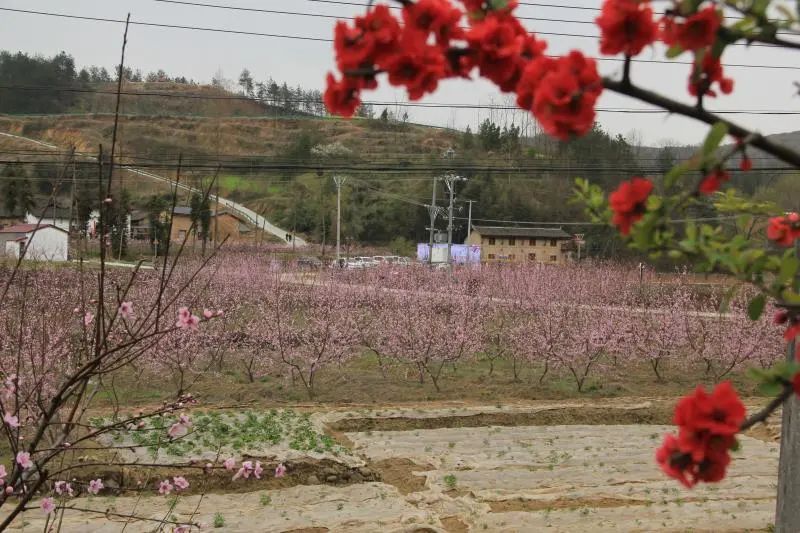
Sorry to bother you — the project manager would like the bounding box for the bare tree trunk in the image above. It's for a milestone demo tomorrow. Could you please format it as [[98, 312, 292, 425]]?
[[776, 311, 799, 531]]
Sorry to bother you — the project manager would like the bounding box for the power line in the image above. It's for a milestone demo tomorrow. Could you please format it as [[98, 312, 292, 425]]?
[[1, 158, 797, 174], [4, 84, 800, 114], [2, 7, 798, 69], [154, 0, 798, 40], [288, 0, 777, 21]]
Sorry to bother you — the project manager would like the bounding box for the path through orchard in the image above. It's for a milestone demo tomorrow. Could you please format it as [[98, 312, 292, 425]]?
[[4, 399, 781, 532]]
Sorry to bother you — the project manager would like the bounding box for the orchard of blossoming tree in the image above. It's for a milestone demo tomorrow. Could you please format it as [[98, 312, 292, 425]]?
[[322, 0, 800, 528]]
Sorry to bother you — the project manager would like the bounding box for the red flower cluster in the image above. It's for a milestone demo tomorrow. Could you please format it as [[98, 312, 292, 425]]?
[[596, 0, 658, 57], [609, 177, 653, 235], [325, 1, 602, 140], [326, 2, 460, 115], [662, 5, 721, 51], [656, 382, 746, 488], [767, 212, 800, 247], [688, 53, 734, 98], [465, 12, 547, 91], [517, 52, 602, 140], [699, 168, 730, 195], [774, 311, 800, 342]]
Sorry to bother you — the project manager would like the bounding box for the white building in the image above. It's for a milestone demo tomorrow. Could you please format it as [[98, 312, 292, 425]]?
[[0, 224, 69, 262], [25, 212, 70, 232]]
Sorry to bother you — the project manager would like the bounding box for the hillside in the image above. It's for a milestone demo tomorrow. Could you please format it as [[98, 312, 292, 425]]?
[[1, 79, 798, 255]]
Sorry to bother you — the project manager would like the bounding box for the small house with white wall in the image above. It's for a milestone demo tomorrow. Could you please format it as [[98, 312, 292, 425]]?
[[0, 224, 69, 262]]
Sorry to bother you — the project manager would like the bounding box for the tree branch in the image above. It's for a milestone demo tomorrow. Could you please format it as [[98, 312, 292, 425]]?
[[739, 384, 794, 432], [602, 77, 800, 169]]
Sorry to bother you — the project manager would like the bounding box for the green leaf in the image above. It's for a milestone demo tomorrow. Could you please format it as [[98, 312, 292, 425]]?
[[779, 256, 799, 283], [702, 122, 729, 155], [747, 294, 767, 321], [758, 380, 783, 397], [665, 44, 684, 58]]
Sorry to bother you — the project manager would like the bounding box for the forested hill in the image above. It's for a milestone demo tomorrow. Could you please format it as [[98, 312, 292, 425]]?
[[1, 50, 798, 257]]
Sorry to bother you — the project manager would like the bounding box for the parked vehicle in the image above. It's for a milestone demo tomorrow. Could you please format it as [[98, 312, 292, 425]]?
[[297, 256, 323, 269]]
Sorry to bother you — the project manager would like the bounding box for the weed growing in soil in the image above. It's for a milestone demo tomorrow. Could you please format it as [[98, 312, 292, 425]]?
[[91, 409, 346, 458], [444, 474, 457, 490]]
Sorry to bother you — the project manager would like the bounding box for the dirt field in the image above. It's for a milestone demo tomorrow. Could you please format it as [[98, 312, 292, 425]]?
[[3, 399, 781, 532]]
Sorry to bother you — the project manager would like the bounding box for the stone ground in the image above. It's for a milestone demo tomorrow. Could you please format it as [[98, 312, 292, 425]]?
[[4, 400, 781, 532]]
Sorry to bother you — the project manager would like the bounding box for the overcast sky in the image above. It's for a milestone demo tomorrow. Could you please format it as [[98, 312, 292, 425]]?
[[1, 0, 799, 146]]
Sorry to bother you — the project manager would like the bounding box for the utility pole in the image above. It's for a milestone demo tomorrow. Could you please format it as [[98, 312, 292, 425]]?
[[465, 200, 476, 241], [443, 173, 466, 267], [776, 236, 800, 532], [427, 175, 438, 265], [334, 175, 346, 263]]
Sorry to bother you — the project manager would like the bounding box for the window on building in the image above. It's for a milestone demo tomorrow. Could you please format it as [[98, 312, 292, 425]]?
[[529, 239, 536, 246], [509, 254, 515, 260], [550, 255, 557, 262], [528, 253, 536, 261], [488, 253, 496, 260], [508, 238, 516, 246], [549, 239, 556, 247], [488, 237, 496, 245]]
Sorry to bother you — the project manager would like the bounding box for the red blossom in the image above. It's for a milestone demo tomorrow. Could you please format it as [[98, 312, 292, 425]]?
[[516, 56, 555, 111], [381, 38, 448, 100], [673, 381, 746, 439], [323, 73, 362, 117], [793, 373, 800, 397], [656, 433, 732, 488], [465, 13, 527, 91], [403, 0, 465, 47], [657, 382, 744, 488], [662, 6, 721, 51], [596, 0, 658, 57], [527, 51, 603, 140], [699, 168, 730, 195], [739, 156, 752, 171], [609, 177, 653, 235], [766, 212, 800, 247], [784, 320, 800, 342], [688, 52, 734, 98], [334, 20, 375, 72], [334, 6, 401, 72], [459, 0, 518, 15]]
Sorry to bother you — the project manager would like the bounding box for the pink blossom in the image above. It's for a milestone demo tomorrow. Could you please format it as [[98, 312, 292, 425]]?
[[275, 463, 287, 478], [3, 413, 19, 428], [179, 413, 191, 426], [40, 497, 55, 515], [223, 458, 236, 470], [167, 422, 187, 439], [83, 312, 94, 326], [119, 301, 134, 320], [0, 464, 7, 484], [203, 309, 214, 319], [54, 481, 73, 497], [253, 462, 263, 479], [176, 307, 200, 331], [172, 476, 189, 491], [174, 526, 191, 533], [87, 479, 103, 495], [4, 486, 12, 495], [216, 309, 224, 317], [158, 479, 173, 495], [233, 460, 254, 481], [16, 452, 32, 470]]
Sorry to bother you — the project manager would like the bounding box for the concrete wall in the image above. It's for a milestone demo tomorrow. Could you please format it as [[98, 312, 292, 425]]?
[[4, 227, 69, 261], [170, 213, 251, 243], [25, 213, 70, 231], [466, 232, 572, 265]]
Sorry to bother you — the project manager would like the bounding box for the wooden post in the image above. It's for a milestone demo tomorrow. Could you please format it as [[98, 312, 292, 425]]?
[[776, 238, 800, 532]]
